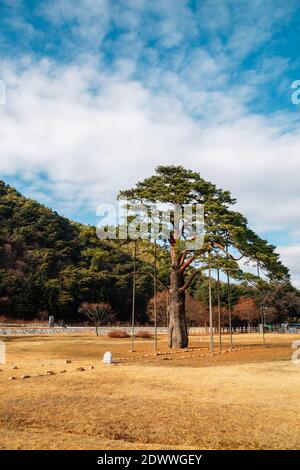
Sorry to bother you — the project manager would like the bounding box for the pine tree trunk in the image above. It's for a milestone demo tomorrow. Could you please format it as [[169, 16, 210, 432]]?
[[168, 247, 188, 349]]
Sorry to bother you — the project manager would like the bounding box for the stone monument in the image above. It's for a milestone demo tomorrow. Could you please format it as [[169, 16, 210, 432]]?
[[102, 351, 113, 364]]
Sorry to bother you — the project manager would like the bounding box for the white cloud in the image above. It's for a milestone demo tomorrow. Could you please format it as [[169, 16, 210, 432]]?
[[0, 58, 300, 233], [278, 245, 300, 288], [40, 0, 110, 48]]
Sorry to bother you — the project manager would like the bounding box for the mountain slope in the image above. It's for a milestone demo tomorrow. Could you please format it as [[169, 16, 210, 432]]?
[[0, 181, 159, 322]]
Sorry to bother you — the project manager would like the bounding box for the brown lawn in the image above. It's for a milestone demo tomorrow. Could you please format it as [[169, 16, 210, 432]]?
[[0, 333, 299, 450]]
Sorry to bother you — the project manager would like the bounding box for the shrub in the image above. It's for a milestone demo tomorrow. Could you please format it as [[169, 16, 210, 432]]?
[[135, 330, 153, 338], [108, 329, 130, 338]]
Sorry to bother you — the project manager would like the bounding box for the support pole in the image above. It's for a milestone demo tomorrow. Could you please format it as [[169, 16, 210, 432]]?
[[166, 293, 169, 329], [257, 260, 266, 347], [154, 239, 158, 350], [226, 245, 233, 351], [217, 267, 222, 350], [208, 251, 214, 356], [227, 272, 233, 350], [131, 240, 137, 352]]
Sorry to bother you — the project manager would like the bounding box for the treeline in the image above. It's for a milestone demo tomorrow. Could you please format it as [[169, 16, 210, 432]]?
[[190, 275, 300, 325], [148, 275, 300, 327]]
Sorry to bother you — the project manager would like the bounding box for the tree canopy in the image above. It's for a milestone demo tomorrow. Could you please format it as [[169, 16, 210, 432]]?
[[120, 165, 289, 283]]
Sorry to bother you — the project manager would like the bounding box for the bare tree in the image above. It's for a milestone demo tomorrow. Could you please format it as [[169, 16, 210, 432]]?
[[185, 294, 208, 326], [147, 291, 169, 326], [233, 297, 261, 331], [78, 302, 116, 336], [148, 291, 207, 327]]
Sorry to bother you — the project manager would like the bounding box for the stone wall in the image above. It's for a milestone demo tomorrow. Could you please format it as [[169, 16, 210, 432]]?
[[0, 326, 207, 336]]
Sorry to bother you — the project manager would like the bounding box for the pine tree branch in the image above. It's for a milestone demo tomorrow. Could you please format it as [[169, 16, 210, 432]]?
[[179, 255, 196, 272], [179, 267, 206, 292]]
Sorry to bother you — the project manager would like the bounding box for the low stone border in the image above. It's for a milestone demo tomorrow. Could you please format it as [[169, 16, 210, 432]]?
[[0, 326, 209, 336]]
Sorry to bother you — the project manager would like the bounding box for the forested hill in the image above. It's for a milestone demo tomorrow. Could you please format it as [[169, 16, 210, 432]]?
[[0, 180, 164, 322]]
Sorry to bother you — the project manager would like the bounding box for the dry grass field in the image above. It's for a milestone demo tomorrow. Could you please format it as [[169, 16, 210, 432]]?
[[0, 333, 299, 450]]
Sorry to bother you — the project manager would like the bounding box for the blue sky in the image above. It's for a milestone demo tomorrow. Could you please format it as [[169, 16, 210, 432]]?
[[0, 0, 300, 285]]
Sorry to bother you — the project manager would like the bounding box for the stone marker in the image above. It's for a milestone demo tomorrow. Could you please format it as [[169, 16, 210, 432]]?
[[48, 315, 55, 328], [103, 351, 113, 364]]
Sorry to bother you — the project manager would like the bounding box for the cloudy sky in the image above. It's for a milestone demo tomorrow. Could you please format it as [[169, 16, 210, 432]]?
[[0, 0, 300, 286]]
